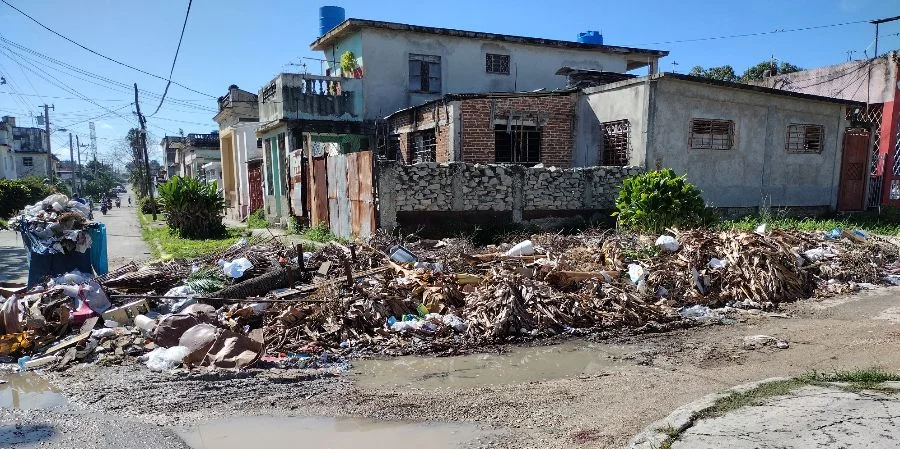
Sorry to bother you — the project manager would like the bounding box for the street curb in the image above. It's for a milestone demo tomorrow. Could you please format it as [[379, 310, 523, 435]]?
[[627, 377, 791, 449]]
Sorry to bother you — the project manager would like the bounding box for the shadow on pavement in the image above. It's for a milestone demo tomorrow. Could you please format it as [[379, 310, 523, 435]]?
[[0, 423, 55, 446], [0, 244, 27, 283]]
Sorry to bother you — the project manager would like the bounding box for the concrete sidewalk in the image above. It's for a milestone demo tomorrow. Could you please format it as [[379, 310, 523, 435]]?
[[631, 379, 900, 449], [678, 384, 900, 448]]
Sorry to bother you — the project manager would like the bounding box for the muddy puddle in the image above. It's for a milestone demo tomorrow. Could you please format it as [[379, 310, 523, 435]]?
[[352, 340, 636, 389], [0, 371, 67, 409], [177, 416, 484, 449]]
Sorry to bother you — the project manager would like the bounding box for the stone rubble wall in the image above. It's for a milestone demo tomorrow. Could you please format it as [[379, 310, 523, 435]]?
[[378, 161, 642, 229]]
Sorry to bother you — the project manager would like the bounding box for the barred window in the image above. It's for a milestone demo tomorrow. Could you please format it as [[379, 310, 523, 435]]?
[[786, 124, 824, 153], [689, 119, 734, 150], [485, 53, 510, 75], [408, 130, 436, 163], [22, 156, 33, 166], [600, 120, 630, 166], [495, 124, 541, 164]]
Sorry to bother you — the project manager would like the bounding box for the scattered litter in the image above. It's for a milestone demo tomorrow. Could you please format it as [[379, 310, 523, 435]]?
[[742, 335, 789, 350], [505, 240, 535, 257], [755, 224, 767, 233], [655, 235, 680, 252], [708, 258, 727, 269], [222, 257, 254, 279], [628, 264, 646, 284], [144, 346, 189, 371]]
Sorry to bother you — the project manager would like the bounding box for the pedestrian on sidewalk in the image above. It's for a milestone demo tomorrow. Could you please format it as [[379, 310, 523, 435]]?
[[128, 196, 132, 207]]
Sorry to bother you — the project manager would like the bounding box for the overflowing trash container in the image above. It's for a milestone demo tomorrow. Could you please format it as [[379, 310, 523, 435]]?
[[10, 193, 108, 287]]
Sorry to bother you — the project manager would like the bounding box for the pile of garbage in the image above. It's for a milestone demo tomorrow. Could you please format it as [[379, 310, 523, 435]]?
[[1, 225, 898, 372], [9, 193, 94, 254]]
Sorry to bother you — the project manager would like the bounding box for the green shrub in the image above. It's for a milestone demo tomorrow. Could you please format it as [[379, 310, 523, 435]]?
[[0, 176, 56, 218], [139, 196, 160, 215], [301, 222, 337, 243], [246, 208, 268, 229], [157, 176, 225, 239], [613, 169, 714, 234]]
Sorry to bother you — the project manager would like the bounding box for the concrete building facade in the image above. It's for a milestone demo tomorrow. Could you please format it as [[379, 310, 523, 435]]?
[[214, 85, 262, 220], [577, 73, 861, 211], [310, 19, 668, 121]]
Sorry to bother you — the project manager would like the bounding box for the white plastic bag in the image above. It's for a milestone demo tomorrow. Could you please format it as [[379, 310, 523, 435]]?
[[222, 257, 254, 278], [505, 240, 535, 257], [442, 314, 468, 332], [627, 264, 646, 284], [654, 235, 680, 252], [145, 346, 190, 371], [708, 258, 727, 269]]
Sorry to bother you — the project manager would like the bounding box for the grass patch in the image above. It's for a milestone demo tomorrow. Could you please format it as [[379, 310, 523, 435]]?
[[802, 368, 900, 392], [246, 209, 268, 229], [720, 210, 900, 236], [139, 212, 247, 260], [0, 218, 7, 229], [695, 378, 807, 420]]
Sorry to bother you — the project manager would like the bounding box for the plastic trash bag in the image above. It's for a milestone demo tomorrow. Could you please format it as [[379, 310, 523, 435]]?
[[144, 346, 190, 371], [627, 264, 646, 284], [654, 235, 680, 252], [442, 314, 468, 332], [222, 257, 253, 278], [505, 240, 535, 257], [708, 258, 727, 269]]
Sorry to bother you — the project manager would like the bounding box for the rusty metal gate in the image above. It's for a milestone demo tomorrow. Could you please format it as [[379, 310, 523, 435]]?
[[323, 150, 375, 239], [247, 160, 264, 213], [838, 128, 871, 211]]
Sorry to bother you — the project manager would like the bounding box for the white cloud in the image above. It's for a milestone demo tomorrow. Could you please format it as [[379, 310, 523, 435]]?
[[98, 122, 114, 130]]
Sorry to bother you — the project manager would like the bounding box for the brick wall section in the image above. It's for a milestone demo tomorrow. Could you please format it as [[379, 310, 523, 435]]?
[[387, 103, 452, 163], [460, 94, 576, 167]]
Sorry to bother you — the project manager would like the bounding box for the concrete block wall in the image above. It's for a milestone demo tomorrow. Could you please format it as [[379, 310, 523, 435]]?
[[378, 160, 641, 230]]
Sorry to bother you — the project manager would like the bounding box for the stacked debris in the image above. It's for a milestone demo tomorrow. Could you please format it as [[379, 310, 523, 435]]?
[[10, 194, 95, 255], [2, 225, 899, 373]]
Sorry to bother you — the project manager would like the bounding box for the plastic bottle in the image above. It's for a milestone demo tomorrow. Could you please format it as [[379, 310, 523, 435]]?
[[134, 314, 156, 335]]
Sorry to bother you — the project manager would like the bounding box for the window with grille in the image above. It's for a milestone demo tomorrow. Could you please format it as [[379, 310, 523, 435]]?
[[785, 124, 824, 154], [485, 53, 510, 75], [22, 156, 32, 166], [600, 120, 630, 166], [494, 124, 541, 165], [409, 54, 441, 94], [689, 119, 734, 150], [408, 130, 436, 163]]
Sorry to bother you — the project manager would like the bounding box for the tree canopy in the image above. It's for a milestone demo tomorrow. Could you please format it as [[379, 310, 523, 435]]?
[[688, 60, 803, 83]]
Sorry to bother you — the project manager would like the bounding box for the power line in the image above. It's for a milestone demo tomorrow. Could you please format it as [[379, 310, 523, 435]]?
[[0, 0, 216, 98], [59, 102, 134, 129], [634, 19, 871, 46], [0, 90, 127, 101], [0, 37, 216, 112], [152, 0, 192, 116], [0, 46, 138, 128]]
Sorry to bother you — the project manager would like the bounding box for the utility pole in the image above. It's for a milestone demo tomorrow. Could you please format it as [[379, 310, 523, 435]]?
[[89, 122, 98, 163], [75, 135, 84, 193], [68, 133, 75, 194], [134, 83, 157, 220], [871, 16, 900, 59], [42, 104, 54, 182]]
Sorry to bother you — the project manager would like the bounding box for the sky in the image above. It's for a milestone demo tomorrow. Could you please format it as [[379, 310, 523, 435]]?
[[0, 0, 897, 167]]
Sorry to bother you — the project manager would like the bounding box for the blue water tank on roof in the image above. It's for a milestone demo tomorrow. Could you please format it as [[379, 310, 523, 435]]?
[[577, 31, 604, 45], [320, 6, 346, 36]]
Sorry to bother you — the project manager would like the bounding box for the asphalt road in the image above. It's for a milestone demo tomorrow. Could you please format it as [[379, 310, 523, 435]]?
[[0, 188, 150, 284]]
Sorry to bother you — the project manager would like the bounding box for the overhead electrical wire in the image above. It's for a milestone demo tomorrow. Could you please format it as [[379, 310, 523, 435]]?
[[633, 19, 871, 46], [0, 36, 216, 112], [0, 46, 138, 128], [0, 0, 216, 98], [151, 0, 192, 116]]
